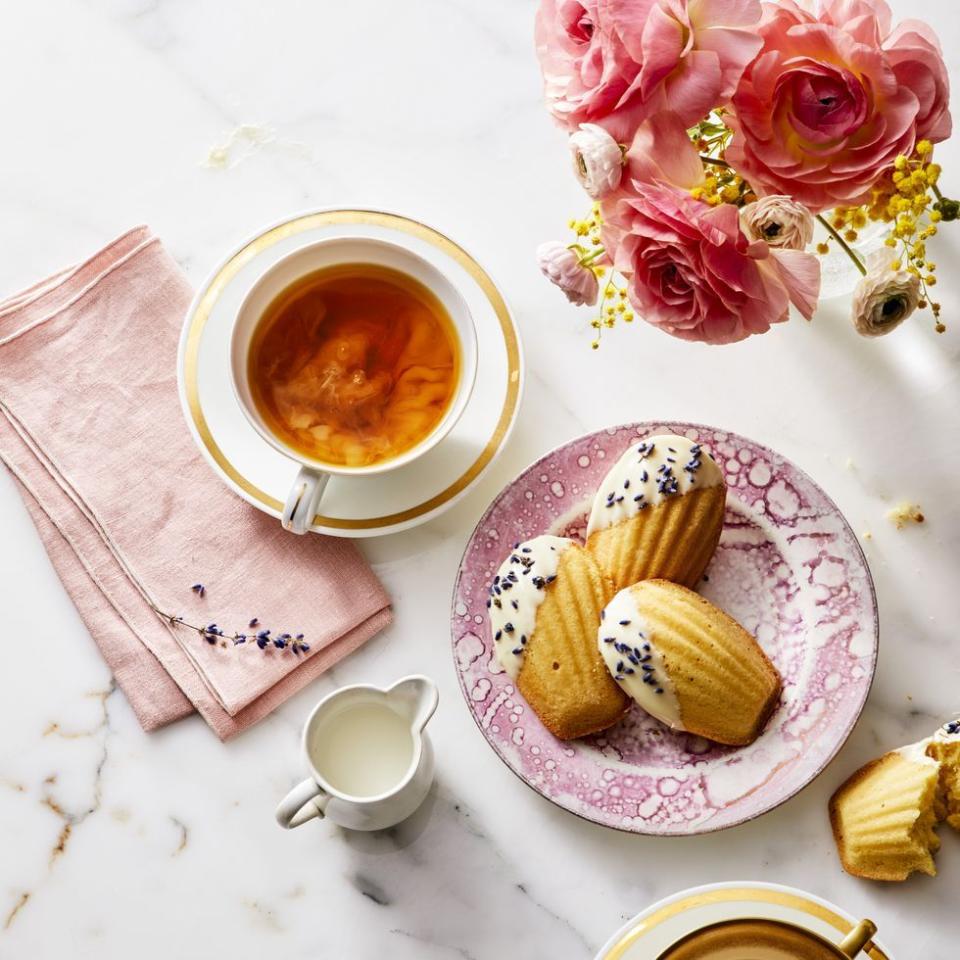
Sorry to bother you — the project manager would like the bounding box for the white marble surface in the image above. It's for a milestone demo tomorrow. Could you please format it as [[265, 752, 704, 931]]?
[[2, 1, 959, 957]]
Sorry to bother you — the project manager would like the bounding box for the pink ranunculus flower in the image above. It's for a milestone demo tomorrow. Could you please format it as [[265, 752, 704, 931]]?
[[535, 0, 764, 140], [727, 0, 952, 214], [601, 114, 821, 343], [537, 241, 601, 306], [603, 187, 820, 342]]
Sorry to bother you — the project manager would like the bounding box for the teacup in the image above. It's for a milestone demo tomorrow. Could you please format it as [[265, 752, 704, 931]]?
[[657, 917, 878, 960], [275, 675, 438, 831], [231, 236, 478, 534]]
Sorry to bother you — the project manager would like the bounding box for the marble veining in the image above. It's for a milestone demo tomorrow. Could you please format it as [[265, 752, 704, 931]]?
[[2, 0, 960, 958]]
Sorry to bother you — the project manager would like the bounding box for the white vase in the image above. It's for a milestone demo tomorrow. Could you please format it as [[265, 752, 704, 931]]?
[[814, 218, 888, 300]]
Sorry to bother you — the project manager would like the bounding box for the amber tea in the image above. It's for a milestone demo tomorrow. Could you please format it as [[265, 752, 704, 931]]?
[[248, 263, 460, 468]]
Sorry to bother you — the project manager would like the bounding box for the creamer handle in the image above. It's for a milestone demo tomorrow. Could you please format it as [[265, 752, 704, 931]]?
[[275, 778, 329, 829]]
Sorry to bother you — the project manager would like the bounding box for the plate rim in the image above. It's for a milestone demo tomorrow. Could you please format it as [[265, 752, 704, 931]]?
[[450, 421, 879, 836], [176, 206, 525, 538], [594, 880, 890, 960]]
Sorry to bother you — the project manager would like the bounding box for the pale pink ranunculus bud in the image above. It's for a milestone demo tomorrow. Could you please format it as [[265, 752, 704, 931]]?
[[741, 195, 815, 251], [851, 255, 921, 337], [569, 123, 623, 199], [536, 241, 600, 307]]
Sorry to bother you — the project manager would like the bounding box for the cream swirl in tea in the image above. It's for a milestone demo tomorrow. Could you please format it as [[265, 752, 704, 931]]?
[[249, 263, 460, 468]]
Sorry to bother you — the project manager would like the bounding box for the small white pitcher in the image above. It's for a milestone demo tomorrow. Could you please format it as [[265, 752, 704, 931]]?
[[275, 675, 438, 831]]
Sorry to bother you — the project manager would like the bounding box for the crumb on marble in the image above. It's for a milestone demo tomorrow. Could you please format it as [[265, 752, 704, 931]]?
[[886, 501, 925, 530]]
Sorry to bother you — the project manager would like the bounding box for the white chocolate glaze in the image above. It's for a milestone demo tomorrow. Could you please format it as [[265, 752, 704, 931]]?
[[586, 435, 724, 537], [932, 717, 960, 745], [896, 717, 960, 764], [895, 739, 940, 766], [596, 585, 683, 729], [487, 536, 573, 680]]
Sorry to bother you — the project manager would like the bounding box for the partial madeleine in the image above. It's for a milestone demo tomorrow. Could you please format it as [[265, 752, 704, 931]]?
[[829, 719, 960, 882], [586, 435, 726, 592], [830, 747, 942, 882], [488, 536, 628, 741], [597, 580, 781, 747]]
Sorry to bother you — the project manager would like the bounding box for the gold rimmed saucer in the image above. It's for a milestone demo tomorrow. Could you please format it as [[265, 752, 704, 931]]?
[[177, 209, 523, 536]]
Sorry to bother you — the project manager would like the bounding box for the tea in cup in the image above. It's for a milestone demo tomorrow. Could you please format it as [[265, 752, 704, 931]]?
[[232, 237, 478, 533], [275, 675, 438, 831]]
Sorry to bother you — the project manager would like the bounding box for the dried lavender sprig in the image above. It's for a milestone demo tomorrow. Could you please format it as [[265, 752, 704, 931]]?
[[151, 606, 310, 655]]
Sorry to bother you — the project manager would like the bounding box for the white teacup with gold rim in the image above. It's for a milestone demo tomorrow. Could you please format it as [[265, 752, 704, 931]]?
[[275, 675, 438, 831], [656, 918, 877, 960], [231, 236, 478, 534], [595, 882, 891, 960]]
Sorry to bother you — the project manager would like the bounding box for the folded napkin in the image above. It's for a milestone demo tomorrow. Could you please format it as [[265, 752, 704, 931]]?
[[0, 227, 392, 739]]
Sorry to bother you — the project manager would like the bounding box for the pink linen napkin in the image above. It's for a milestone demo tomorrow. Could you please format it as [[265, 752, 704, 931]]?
[[0, 227, 392, 740]]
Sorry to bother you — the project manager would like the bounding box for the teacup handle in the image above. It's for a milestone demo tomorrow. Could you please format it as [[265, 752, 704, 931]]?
[[275, 778, 329, 829], [838, 920, 877, 958], [282, 467, 330, 535]]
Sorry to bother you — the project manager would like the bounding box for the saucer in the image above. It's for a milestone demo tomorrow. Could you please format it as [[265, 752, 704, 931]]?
[[451, 423, 878, 835], [595, 882, 892, 959], [178, 209, 523, 537]]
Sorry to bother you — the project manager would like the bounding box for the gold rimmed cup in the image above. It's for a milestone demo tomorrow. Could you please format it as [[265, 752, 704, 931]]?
[[229, 234, 478, 534], [656, 917, 878, 959]]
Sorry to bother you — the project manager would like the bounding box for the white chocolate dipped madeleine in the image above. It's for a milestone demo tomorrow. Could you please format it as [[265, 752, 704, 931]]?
[[597, 580, 781, 746], [586, 435, 726, 591], [488, 536, 628, 740]]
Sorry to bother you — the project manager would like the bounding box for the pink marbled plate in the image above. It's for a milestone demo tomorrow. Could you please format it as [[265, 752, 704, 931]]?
[[451, 423, 878, 835]]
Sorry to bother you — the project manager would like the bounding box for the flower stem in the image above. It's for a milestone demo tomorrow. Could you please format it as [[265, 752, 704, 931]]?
[[579, 247, 606, 266], [817, 214, 867, 276], [151, 605, 308, 654]]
